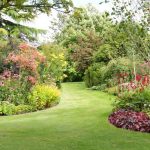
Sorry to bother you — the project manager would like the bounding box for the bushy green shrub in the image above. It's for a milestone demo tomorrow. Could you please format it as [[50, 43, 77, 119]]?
[[0, 102, 34, 115], [93, 44, 114, 63], [84, 62, 106, 87], [15, 105, 33, 114], [63, 62, 83, 82], [114, 87, 150, 113], [0, 78, 30, 105], [39, 43, 67, 86], [85, 58, 133, 88], [0, 84, 61, 115], [0, 101, 16, 115], [0, 86, 9, 102], [28, 84, 60, 110]]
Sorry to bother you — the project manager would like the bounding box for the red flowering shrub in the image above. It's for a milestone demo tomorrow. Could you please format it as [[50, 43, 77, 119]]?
[[109, 109, 150, 133], [0, 43, 47, 105], [117, 61, 150, 94], [0, 43, 46, 86], [117, 73, 150, 93], [5, 43, 45, 74], [0, 42, 61, 115]]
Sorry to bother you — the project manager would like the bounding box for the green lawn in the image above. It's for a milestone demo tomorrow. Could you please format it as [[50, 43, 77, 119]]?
[[0, 82, 150, 150]]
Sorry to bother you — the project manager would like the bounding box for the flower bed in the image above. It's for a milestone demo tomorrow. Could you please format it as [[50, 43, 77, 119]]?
[[109, 109, 150, 133], [0, 43, 61, 115]]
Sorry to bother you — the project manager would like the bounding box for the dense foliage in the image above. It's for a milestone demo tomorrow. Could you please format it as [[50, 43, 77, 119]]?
[[39, 43, 67, 87], [55, 3, 150, 86], [52, 1, 150, 133], [0, 0, 150, 136], [0, 0, 73, 43], [104, 0, 150, 133], [0, 0, 74, 115], [84, 21, 150, 88], [0, 43, 61, 115], [28, 84, 60, 110], [55, 7, 110, 81]]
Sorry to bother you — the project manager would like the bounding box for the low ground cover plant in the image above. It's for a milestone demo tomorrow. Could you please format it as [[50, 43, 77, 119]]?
[[109, 109, 150, 133]]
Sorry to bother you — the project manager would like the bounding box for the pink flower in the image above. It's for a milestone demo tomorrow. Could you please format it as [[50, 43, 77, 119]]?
[[2, 70, 11, 78], [18, 43, 30, 51], [27, 76, 36, 85]]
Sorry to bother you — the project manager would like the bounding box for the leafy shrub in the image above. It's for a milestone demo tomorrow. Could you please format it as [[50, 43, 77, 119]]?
[[15, 105, 33, 114], [109, 109, 150, 133], [84, 62, 106, 87], [0, 101, 16, 115], [70, 30, 101, 73], [5, 43, 45, 79], [0, 76, 30, 105], [28, 84, 60, 110], [39, 43, 67, 86], [0, 102, 33, 115], [63, 62, 83, 82], [85, 58, 133, 88], [0, 43, 62, 115], [93, 44, 114, 63], [0, 85, 9, 102], [0, 43, 46, 105], [115, 87, 150, 112]]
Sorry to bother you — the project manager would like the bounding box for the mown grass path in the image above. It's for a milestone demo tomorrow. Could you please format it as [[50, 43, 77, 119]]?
[[0, 82, 150, 150]]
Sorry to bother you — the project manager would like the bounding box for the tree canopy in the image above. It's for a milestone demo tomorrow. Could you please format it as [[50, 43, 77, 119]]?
[[0, 0, 73, 42]]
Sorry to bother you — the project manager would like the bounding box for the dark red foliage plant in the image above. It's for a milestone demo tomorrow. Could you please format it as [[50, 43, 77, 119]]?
[[108, 109, 150, 133]]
